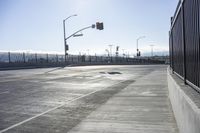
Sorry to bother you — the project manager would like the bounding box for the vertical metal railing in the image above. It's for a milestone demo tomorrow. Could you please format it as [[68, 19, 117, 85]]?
[[170, 0, 200, 92], [0, 52, 166, 68]]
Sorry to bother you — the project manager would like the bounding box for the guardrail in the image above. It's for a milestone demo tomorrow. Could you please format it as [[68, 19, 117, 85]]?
[[169, 0, 200, 92]]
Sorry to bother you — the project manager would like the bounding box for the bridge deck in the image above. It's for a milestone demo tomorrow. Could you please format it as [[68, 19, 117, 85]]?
[[0, 65, 178, 133]]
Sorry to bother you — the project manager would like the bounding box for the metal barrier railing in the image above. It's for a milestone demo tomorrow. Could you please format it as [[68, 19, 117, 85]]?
[[0, 52, 165, 66], [169, 0, 200, 92]]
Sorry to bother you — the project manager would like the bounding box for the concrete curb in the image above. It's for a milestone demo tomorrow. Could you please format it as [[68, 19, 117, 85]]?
[[167, 68, 200, 133]]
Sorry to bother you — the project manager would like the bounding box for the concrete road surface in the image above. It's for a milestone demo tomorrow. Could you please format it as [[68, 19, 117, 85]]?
[[0, 65, 178, 133]]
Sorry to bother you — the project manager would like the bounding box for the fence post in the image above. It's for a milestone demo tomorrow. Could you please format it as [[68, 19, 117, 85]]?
[[170, 18, 175, 74], [181, 3, 187, 85], [8, 52, 11, 63], [35, 53, 37, 63], [46, 53, 48, 63], [56, 54, 58, 63], [23, 52, 26, 63]]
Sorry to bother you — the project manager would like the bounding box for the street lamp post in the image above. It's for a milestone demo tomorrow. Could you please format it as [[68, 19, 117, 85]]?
[[105, 49, 109, 56], [108, 45, 113, 57], [108, 45, 113, 62], [63, 14, 77, 62], [136, 36, 145, 56]]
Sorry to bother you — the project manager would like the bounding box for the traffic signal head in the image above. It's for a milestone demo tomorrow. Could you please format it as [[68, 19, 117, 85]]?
[[116, 46, 119, 51], [96, 22, 104, 30], [65, 44, 69, 51], [137, 51, 141, 57]]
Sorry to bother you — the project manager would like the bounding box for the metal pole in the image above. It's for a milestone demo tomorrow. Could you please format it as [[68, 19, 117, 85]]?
[[105, 49, 109, 57], [56, 54, 58, 63], [23, 52, 25, 63], [46, 53, 48, 63], [181, 4, 187, 85], [122, 49, 125, 62], [35, 53, 37, 63], [108, 45, 113, 62], [63, 14, 77, 63], [63, 20, 66, 62], [8, 52, 11, 63], [108, 45, 113, 57], [136, 36, 145, 56], [95, 53, 97, 62], [136, 39, 139, 54]]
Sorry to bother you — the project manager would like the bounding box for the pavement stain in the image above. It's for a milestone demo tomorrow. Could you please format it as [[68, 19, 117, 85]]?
[[99, 71, 122, 75]]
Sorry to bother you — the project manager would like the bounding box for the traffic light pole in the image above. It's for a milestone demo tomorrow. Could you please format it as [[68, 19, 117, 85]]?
[[63, 20, 67, 62], [65, 25, 95, 41], [63, 22, 103, 60]]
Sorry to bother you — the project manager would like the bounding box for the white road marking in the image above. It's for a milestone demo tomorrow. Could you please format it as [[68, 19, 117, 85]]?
[[0, 88, 104, 133]]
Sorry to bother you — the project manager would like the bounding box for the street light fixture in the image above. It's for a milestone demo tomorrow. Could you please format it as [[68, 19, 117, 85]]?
[[136, 36, 146, 57], [63, 14, 77, 62], [73, 33, 83, 37]]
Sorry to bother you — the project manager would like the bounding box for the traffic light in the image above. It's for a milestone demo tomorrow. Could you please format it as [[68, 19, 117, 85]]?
[[116, 46, 119, 51], [65, 44, 69, 51], [137, 51, 141, 57], [96, 22, 104, 30]]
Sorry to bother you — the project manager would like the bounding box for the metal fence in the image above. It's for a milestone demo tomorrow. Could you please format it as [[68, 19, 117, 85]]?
[[0, 52, 65, 63], [0, 52, 165, 69], [169, 0, 200, 92]]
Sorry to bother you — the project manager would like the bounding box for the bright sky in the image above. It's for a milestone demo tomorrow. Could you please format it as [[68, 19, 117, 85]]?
[[0, 0, 178, 56]]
